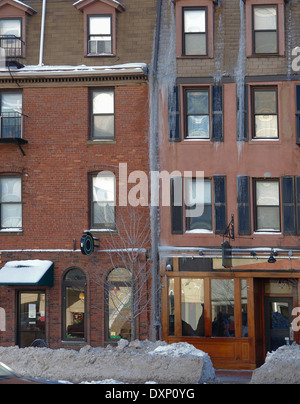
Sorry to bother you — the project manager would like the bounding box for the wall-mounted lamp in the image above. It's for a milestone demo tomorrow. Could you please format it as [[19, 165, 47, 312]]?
[[166, 264, 173, 272], [268, 251, 277, 264]]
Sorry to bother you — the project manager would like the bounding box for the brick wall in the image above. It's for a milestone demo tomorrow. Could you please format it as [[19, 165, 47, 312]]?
[[0, 250, 151, 348], [0, 79, 151, 347]]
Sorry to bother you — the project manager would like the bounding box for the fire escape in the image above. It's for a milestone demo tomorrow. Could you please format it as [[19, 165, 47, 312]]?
[[0, 35, 27, 155]]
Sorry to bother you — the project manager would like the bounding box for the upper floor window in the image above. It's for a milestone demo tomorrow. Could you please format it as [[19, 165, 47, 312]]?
[[245, 0, 285, 57], [0, 91, 22, 139], [253, 6, 278, 54], [88, 15, 112, 55], [255, 180, 280, 232], [0, 176, 22, 230], [0, 18, 22, 58], [171, 175, 227, 235], [91, 89, 115, 140], [0, 0, 36, 62], [73, 0, 125, 57], [185, 178, 212, 232], [91, 172, 116, 229], [185, 88, 209, 139], [252, 87, 278, 139], [173, 0, 214, 58], [183, 8, 207, 56]]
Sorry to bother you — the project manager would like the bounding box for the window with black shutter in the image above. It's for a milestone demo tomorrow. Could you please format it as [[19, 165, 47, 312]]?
[[169, 86, 181, 142], [296, 85, 300, 145], [237, 176, 251, 235], [214, 175, 227, 234], [171, 176, 183, 234], [211, 85, 223, 142], [237, 84, 249, 142], [282, 176, 296, 235]]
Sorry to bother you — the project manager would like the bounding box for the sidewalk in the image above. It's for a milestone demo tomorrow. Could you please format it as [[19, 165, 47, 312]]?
[[214, 370, 253, 384]]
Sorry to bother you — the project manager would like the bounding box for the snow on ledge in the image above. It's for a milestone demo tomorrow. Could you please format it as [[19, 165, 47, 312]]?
[[0, 63, 148, 77]]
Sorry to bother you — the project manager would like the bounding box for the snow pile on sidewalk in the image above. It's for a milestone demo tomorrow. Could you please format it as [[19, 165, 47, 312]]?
[[251, 344, 300, 384], [0, 340, 216, 384]]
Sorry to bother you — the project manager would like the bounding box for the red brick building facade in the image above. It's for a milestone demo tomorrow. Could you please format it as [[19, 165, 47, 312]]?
[[0, 0, 155, 348]]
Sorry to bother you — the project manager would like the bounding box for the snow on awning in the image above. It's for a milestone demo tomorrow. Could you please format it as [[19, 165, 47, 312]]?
[[0, 260, 54, 286]]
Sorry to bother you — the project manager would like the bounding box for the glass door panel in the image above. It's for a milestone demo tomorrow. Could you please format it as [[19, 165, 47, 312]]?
[[17, 292, 46, 348]]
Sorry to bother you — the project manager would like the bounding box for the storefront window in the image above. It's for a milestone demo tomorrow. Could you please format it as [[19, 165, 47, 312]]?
[[181, 278, 205, 336], [63, 268, 86, 341], [106, 267, 132, 341], [241, 279, 248, 337], [211, 279, 235, 337]]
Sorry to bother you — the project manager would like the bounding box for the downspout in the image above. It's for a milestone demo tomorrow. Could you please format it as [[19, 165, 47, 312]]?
[[153, 0, 162, 74], [150, 0, 162, 341], [38, 0, 47, 66]]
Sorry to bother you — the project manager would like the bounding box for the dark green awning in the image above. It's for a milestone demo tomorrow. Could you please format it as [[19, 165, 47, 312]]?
[[0, 260, 54, 286]]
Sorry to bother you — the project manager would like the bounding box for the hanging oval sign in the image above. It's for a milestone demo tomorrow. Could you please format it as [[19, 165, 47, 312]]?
[[80, 232, 95, 255]]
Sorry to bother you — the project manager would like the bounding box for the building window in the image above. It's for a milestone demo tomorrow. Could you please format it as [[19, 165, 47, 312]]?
[[253, 6, 278, 54], [91, 89, 114, 140], [252, 87, 278, 139], [0, 18, 22, 58], [185, 88, 209, 139], [91, 172, 116, 229], [62, 268, 86, 341], [211, 279, 235, 337], [105, 267, 132, 341], [183, 8, 207, 56], [0, 176, 22, 230], [255, 180, 280, 232], [181, 278, 205, 336], [88, 15, 112, 55], [185, 178, 212, 232], [0, 91, 22, 139]]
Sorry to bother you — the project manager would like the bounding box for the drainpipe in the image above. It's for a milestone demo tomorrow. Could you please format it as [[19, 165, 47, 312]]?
[[153, 0, 162, 75], [150, 0, 162, 342], [38, 0, 47, 66]]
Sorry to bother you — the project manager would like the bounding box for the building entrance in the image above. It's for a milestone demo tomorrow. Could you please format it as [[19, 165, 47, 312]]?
[[264, 296, 293, 353], [17, 292, 46, 348]]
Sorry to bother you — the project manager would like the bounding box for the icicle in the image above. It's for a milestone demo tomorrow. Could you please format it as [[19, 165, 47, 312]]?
[[235, 0, 246, 158]]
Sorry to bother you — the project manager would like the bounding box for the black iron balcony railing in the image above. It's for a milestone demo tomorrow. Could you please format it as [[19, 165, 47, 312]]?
[[0, 113, 22, 139], [0, 35, 23, 58]]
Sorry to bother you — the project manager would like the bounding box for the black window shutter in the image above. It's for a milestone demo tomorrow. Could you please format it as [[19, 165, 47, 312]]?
[[171, 176, 183, 234], [214, 175, 227, 233], [296, 86, 300, 145], [211, 85, 223, 142], [169, 86, 181, 142], [296, 177, 300, 234], [282, 176, 296, 235], [236, 84, 249, 142], [237, 175, 251, 235]]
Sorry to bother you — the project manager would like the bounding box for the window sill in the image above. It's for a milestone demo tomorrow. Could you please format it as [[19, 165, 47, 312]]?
[[61, 340, 86, 344], [177, 55, 212, 60], [0, 229, 23, 235], [253, 231, 281, 235], [247, 54, 285, 58], [89, 228, 117, 234], [250, 138, 280, 143], [87, 140, 116, 145], [85, 53, 115, 58], [185, 230, 213, 234], [184, 138, 210, 142]]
